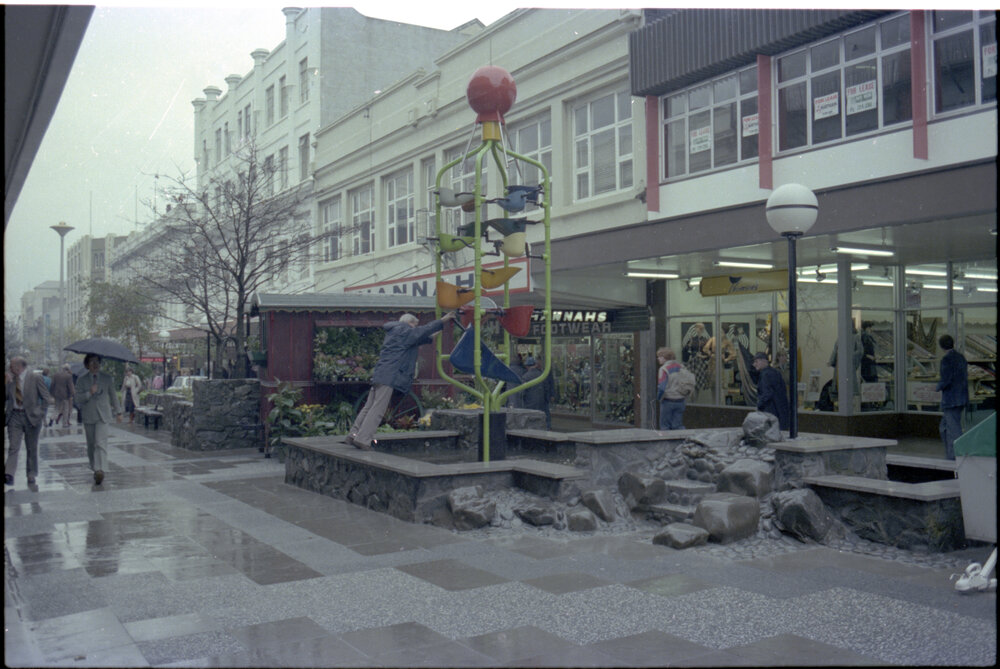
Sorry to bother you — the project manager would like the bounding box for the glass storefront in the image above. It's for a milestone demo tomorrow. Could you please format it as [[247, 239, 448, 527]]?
[[664, 259, 996, 423]]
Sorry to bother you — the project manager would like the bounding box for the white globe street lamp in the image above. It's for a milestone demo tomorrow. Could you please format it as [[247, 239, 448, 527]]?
[[766, 184, 818, 439]]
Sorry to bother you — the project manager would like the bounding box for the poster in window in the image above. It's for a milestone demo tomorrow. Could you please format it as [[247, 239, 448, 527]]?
[[861, 382, 887, 403], [741, 113, 759, 137], [813, 92, 839, 120], [846, 80, 877, 115], [689, 125, 712, 153], [806, 368, 822, 402], [984, 43, 997, 78]]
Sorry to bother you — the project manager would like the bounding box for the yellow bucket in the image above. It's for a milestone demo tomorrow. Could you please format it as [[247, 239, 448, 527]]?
[[480, 266, 520, 289], [436, 280, 475, 309]]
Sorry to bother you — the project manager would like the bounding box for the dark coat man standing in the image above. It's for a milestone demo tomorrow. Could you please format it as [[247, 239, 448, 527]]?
[[5, 357, 53, 486], [936, 334, 968, 460], [753, 352, 790, 431]]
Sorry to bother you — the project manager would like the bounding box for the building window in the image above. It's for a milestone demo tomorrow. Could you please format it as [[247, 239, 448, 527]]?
[[263, 155, 274, 197], [224, 122, 231, 155], [777, 13, 916, 152], [299, 58, 310, 104], [662, 66, 758, 179], [446, 147, 487, 232], [320, 196, 342, 261], [350, 185, 374, 256], [244, 104, 252, 139], [298, 134, 310, 181], [385, 170, 415, 248], [279, 75, 288, 118], [932, 10, 996, 114], [509, 115, 552, 187], [237, 110, 243, 145], [421, 157, 437, 238], [214, 128, 221, 163], [265, 85, 275, 126], [573, 90, 633, 199], [203, 139, 209, 168], [278, 146, 289, 190]]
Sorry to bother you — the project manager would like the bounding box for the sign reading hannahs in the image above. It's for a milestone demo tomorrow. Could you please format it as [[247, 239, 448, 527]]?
[[346, 257, 530, 297], [525, 307, 650, 337]]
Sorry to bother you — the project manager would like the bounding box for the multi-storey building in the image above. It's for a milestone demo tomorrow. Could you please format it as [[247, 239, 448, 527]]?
[[189, 7, 481, 295], [310, 9, 651, 427], [608, 8, 995, 438], [66, 233, 120, 331], [19, 281, 60, 365]]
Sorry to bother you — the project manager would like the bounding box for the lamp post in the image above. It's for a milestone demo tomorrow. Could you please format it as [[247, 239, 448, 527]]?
[[766, 184, 818, 439], [50, 222, 74, 365], [158, 330, 170, 393]]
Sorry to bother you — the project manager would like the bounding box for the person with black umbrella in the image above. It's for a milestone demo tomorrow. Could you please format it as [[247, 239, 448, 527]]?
[[74, 354, 123, 485]]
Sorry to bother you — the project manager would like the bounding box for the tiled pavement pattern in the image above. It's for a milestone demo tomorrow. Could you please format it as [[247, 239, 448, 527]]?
[[5, 423, 996, 667]]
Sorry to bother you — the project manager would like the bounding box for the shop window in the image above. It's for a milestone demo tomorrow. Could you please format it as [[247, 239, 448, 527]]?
[[904, 263, 949, 309], [905, 309, 947, 411], [856, 312, 895, 412], [574, 90, 633, 198], [957, 305, 997, 424], [385, 169, 414, 248], [954, 259, 998, 306], [320, 196, 341, 262], [593, 334, 635, 424], [932, 10, 996, 113], [509, 115, 552, 188], [662, 66, 757, 179], [350, 185, 374, 256], [777, 12, 914, 152]]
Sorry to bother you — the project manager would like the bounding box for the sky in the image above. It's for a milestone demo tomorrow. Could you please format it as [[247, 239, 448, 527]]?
[[3, 1, 530, 321]]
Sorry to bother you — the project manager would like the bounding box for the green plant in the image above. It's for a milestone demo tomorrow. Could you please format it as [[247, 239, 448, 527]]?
[[313, 326, 385, 382], [267, 381, 305, 459]]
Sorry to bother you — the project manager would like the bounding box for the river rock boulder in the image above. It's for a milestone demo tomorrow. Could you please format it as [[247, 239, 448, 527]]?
[[567, 508, 598, 532], [771, 488, 841, 542], [742, 411, 782, 447], [692, 492, 760, 544], [447, 486, 496, 530], [618, 472, 667, 510], [581, 489, 617, 522], [717, 459, 773, 498], [515, 504, 558, 526], [653, 522, 710, 549]]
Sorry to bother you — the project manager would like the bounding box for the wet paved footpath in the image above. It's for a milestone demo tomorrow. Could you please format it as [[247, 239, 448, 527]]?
[[5, 423, 996, 667]]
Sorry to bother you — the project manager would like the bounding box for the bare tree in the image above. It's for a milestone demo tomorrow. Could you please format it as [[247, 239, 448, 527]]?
[[131, 139, 333, 378]]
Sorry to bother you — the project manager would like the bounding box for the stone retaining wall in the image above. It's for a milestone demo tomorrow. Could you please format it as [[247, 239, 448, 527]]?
[[145, 380, 263, 451]]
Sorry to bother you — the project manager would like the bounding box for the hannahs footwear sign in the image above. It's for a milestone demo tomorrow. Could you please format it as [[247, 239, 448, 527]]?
[[346, 256, 530, 297], [524, 306, 650, 337]]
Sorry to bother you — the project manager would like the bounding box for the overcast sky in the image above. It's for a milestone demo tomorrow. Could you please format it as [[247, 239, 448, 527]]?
[[3, 1, 529, 320]]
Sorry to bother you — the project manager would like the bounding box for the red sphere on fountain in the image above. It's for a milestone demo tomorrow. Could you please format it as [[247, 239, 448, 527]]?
[[466, 66, 517, 124]]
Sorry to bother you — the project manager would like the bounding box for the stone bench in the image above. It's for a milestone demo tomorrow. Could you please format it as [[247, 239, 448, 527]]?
[[135, 406, 164, 430], [803, 474, 964, 552], [283, 434, 588, 523]]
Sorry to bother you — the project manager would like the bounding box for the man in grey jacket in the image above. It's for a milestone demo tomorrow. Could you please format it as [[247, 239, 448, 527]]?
[[75, 354, 123, 484], [347, 311, 455, 450], [5, 357, 53, 486]]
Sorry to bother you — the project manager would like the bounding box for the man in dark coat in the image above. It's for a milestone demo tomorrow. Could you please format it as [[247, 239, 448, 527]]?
[[936, 334, 968, 460], [520, 356, 555, 429], [753, 352, 790, 431], [347, 311, 455, 450]]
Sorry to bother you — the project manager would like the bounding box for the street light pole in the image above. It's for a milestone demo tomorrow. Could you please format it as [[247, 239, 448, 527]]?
[[50, 222, 75, 365], [766, 184, 818, 440]]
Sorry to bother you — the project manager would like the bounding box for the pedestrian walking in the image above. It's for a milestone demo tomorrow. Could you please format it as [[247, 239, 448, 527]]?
[[120, 367, 143, 423], [753, 351, 790, 431], [75, 354, 123, 485], [347, 311, 456, 450], [5, 357, 53, 485], [936, 334, 968, 460], [656, 347, 694, 430], [520, 356, 555, 428], [50, 363, 75, 427]]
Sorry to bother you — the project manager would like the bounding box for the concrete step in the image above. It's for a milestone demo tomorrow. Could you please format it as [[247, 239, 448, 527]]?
[[644, 502, 697, 524], [665, 479, 716, 506]]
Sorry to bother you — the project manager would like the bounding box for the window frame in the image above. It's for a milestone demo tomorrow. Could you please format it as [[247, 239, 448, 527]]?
[[320, 196, 342, 262], [279, 75, 288, 118], [350, 184, 375, 257], [508, 114, 553, 188], [385, 169, 415, 249], [265, 85, 275, 126], [931, 10, 997, 115], [299, 58, 310, 104], [572, 89, 634, 200], [660, 65, 759, 181], [298, 134, 310, 182]]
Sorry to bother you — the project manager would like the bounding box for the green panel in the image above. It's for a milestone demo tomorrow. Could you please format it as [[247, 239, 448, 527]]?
[[955, 411, 996, 457]]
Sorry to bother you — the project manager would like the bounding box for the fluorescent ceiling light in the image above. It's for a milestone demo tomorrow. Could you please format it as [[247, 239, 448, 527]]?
[[923, 283, 949, 290], [977, 286, 998, 293], [797, 263, 870, 276], [715, 260, 774, 269], [905, 268, 947, 277], [625, 271, 679, 279], [862, 280, 894, 287], [964, 272, 998, 280], [832, 246, 895, 257]]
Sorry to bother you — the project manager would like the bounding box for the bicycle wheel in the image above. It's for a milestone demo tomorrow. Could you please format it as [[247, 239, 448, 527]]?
[[352, 387, 423, 429]]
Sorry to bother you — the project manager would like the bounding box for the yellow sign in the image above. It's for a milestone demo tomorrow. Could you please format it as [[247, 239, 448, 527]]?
[[700, 270, 789, 297]]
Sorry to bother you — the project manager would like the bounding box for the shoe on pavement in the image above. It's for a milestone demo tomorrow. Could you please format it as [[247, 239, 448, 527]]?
[[94, 470, 104, 485], [347, 437, 372, 451], [27, 476, 36, 484], [4, 474, 13, 485]]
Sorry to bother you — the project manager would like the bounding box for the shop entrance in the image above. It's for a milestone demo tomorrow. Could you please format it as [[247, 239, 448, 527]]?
[[546, 333, 636, 426]]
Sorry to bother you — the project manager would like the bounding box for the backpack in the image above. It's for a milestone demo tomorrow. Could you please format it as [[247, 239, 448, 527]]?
[[664, 364, 697, 400]]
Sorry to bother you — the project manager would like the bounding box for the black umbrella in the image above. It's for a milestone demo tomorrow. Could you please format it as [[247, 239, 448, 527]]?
[[64, 338, 140, 364]]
